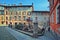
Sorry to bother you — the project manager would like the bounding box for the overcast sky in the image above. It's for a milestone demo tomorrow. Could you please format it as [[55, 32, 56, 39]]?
[[0, 0, 49, 11]]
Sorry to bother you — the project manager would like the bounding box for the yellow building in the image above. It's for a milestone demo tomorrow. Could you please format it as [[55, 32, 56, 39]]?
[[0, 4, 33, 26]]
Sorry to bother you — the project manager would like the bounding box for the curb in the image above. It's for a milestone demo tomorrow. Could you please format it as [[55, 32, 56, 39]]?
[[16, 30, 33, 37], [14, 29, 43, 37]]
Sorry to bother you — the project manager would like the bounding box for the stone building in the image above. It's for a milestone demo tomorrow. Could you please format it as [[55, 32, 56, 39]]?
[[0, 3, 33, 26]]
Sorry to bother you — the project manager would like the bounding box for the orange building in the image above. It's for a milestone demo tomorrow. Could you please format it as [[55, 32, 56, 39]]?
[[48, 0, 60, 34], [0, 4, 33, 26]]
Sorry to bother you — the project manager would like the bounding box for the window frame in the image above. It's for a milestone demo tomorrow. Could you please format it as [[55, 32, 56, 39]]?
[[6, 16, 8, 20], [18, 16, 21, 21], [23, 16, 26, 21], [22, 11, 26, 15], [28, 12, 31, 16], [56, 3, 60, 24]]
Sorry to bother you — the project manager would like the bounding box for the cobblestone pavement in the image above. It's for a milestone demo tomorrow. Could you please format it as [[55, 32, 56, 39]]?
[[0, 27, 17, 40], [6, 27, 56, 40]]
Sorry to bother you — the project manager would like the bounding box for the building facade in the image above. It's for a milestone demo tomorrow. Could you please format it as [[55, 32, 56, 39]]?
[[48, 0, 60, 34], [0, 3, 50, 29], [0, 4, 33, 26], [31, 11, 50, 29]]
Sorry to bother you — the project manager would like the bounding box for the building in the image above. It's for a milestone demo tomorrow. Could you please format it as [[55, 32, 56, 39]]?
[[0, 4, 33, 26], [0, 3, 50, 29], [48, 0, 60, 34], [31, 11, 50, 29]]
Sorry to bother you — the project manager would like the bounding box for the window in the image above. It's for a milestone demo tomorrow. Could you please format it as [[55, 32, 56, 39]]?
[[44, 17, 46, 20], [56, 5, 60, 24], [9, 16, 12, 20], [10, 12, 12, 15], [14, 12, 17, 15], [6, 11, 8, 15], [0, 11, 4, 15], [23, 16, 26, 21], [1, 21, 4, 24], [1, 12, 4, 15], [10, 22, 12, 24], [6, 17, 8, 20], [18, 16, 21, 21], [16, 12, 18, 15], [52, 0, 54, 5], [19, 11, 21, 15], [22, 11, 26, 15], [28, 12, 31, 15], [6, 21, 8, 24], [14, 16, 17, 20], [35, 17, 38, 21], [15, 22, 17, 25], [1, 16, 4, 20]]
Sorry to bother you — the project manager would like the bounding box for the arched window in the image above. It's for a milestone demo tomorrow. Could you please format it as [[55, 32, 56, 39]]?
[[23, 16, 26, 21], [56, 5, 60, 24], [6, 11, 8, 15], [22, 11, 26, 15], [18, 16, 21, 21], [6, 21, 8, 24], [28, 12, 31, 15], [1, 21, 4, 24], [6, 17, 8, 20]]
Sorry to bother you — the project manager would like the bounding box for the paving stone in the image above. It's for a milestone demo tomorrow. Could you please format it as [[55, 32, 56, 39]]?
[[0, 27, 17, 40]]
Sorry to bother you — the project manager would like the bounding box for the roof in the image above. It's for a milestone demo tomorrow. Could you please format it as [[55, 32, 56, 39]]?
[[0, 4, 33, 7], [32, 11, 50, 13], [5, 5, 33, 7], [0, 5, 5, 7]]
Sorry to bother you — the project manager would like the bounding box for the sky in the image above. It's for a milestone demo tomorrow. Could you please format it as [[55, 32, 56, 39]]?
[[0, 0, 49, 11]]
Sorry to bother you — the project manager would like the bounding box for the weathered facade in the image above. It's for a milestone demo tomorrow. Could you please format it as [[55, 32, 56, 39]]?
[[0, 4, 33, 26], [48, 0, 60, 34], [31, 11, 50, 29], [0, 3, 50, 28]]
